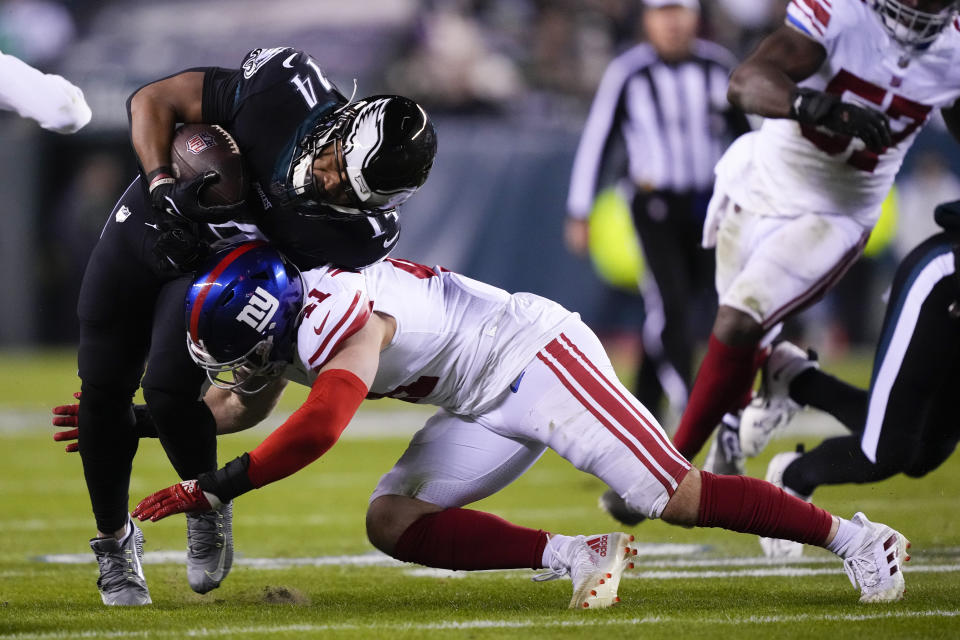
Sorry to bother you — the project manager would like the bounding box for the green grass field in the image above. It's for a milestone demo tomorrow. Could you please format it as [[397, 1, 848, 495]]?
[[1, 350, 959, 639]]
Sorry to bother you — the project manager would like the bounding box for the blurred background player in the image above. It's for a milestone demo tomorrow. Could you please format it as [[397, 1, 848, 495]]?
[[748, 199, 960, 557], [667, 0, 960, 478], [0, 48, 91, 133], [130, 243, 911, 608], [566, 0, 748, 420], [564, 0, 749, 523], [76, 46, 436, 605]]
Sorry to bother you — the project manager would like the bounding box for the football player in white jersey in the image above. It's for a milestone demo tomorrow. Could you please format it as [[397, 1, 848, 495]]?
[[0, 49, 91, 133], [667, 0, 960, 474], [127, 243, 909, 607]]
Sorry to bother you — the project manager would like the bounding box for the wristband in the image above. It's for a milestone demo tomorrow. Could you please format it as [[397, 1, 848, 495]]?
[[146, 166, 176, 193], [197, 453, 255, 503]]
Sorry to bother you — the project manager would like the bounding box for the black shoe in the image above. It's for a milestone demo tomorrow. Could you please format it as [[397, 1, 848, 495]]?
[[598, 489, 647, 526]]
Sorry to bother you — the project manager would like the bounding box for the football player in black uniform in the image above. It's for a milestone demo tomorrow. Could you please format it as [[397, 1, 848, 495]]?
[[77, 46, 436, 605]]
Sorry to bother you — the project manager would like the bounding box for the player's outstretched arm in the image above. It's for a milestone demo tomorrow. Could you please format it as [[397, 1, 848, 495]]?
[[132, 315, 386, 521], [0, 51, 92, 133], [727, 25, 826, 118], [51, 380, 285, 453]]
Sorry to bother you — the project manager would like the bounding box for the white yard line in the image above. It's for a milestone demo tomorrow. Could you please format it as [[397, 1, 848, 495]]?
[[1, 610, 958, 639]]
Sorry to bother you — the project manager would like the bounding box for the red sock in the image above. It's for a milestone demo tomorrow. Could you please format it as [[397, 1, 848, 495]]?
[[393, 508, 549, 570], [696, 471, 832, 546], [673, 334, 758, 459]]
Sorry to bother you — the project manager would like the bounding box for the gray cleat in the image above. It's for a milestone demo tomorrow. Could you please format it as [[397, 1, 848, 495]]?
[[90, 519, 152, 606], [186, 501, 233, 594]]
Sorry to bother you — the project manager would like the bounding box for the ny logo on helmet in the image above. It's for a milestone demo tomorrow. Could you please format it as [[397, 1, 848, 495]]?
[[236, 286, 280, 333]]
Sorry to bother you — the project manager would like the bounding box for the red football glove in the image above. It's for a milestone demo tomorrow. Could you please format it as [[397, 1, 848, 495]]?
[[133, 480, 215, 522], [52, 391, 81, 452]]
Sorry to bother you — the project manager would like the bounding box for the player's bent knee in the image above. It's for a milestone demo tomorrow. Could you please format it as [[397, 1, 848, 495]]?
[[366, 495, 442, 555], [713, 306, 764, 347]]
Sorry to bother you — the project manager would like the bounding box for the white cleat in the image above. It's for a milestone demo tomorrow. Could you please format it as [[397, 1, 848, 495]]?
[[759, 450, 808, 559], [535, 532, 637, 609], [740, 342, 818, 458], [842, 512, 910, 603]]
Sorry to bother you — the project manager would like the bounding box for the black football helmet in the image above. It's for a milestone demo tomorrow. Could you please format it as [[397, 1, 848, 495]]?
[[285, 95, 437, 217], [870, 0, 960, 50]]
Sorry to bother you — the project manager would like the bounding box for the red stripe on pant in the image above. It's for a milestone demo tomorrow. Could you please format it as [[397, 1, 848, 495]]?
[[763, 231, 868, 330], [558, 333, 687, 465], [539, 338, 689, 494]]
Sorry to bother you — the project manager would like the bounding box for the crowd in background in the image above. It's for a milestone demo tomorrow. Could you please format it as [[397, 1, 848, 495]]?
[[2, 0, 959, 360]]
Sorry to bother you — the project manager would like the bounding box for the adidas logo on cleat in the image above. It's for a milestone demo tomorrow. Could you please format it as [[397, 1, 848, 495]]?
[[586, 535, 608, 557]]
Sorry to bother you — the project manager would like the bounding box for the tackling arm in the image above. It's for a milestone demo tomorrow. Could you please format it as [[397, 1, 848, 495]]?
[[204, 378, 289, 435], [132, 314, 386, 521]]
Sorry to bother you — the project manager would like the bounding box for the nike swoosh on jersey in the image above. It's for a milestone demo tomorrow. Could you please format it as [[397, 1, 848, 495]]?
[[144, 222, 159, 230], [282, 52, 298, 68], [383, 232, 399, 248], [313, 311, 331, 336]]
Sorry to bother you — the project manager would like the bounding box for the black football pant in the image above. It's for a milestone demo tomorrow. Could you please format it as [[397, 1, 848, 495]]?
[[631, 189, 715, 418], [77, 178, 217, 534], [782, 233, 960, 496]]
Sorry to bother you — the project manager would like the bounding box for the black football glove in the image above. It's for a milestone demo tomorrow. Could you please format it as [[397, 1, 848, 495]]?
[[147, 166, 244, 224], [790, 88, 892, 153], [153, 216, 209, 273]]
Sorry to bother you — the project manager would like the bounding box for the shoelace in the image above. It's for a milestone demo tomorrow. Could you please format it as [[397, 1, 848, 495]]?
[[532, 536, 591, 583], [532, 544, 569, 582], [94, 537, 142, 591], [843, 555, 880, 590], [187, 511, 224, 555]]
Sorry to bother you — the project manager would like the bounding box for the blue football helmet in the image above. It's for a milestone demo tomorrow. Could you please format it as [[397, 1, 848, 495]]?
[[185, 242, 304, 394]]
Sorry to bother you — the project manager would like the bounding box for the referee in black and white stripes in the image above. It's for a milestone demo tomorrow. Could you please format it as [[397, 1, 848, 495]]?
[[565, 0, 749, 420]]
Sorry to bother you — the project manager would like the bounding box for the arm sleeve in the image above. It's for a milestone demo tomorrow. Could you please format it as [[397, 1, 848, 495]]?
[[245, 369, 368, 488], [0, 51, 91, 133], [202, 67, 242, 123]]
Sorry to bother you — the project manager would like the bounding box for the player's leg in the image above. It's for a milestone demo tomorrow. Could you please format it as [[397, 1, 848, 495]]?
[[511, 321, 908, 602], [141, 275, 228, 595], [902, 371, 960, 477], [632, 191, 696, 415], [783, 242, 960, 496], [76, 182, 164, 605], [674, 206, 868, 460], [366, 409, 637, 609], [367, 410, 549, 564]]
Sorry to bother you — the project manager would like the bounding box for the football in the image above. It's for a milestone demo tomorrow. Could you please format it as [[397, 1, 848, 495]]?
[[170, 123, 247, 206]]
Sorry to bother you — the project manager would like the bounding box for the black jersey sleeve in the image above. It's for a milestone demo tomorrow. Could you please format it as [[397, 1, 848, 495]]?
[[202, 67, 242, 124]]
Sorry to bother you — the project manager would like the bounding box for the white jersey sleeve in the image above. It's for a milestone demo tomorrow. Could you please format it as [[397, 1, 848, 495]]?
[[0, 50, 92, 133], [294, 267, 372, 375]]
